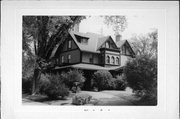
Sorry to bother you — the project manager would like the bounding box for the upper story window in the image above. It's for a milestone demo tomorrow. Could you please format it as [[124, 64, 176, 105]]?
[[111, 56, 115, 64], [105, 41, 110, 48], [68, 55, 71, 63], [121, 46, 126, 55], [81, 38, 88, 44], [68, 40, 72, 49], [89, 54, 93, 63], [106, 55, 110, 64], [61, 56, 64, 63], [116, 57, 119, 65]]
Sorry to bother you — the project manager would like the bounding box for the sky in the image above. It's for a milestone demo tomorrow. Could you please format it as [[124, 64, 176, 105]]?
[[79, 12, 162, 40]]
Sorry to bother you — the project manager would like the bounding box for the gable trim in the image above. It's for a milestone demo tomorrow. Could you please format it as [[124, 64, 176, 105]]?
[[98, 36, 118, 50]]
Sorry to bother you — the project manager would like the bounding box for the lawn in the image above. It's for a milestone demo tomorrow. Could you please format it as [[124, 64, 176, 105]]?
[[22, 88, 142, 106]]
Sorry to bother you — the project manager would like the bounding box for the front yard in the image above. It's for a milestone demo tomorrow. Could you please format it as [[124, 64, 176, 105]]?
[[22, 88, 141, 106]]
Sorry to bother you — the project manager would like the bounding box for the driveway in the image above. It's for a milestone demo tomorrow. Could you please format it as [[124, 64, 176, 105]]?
[[22, 88, 139, 106], [79, 88, 139, 105]]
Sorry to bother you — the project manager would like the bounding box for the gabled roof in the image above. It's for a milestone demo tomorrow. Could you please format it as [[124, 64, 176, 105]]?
[[116, 40, 135, 56], [69, 31, 114, 53]]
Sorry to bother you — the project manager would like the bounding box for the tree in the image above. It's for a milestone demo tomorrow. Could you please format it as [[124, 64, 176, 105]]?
[[103, 16, 128, 35], [130, 29, 158, 58], [23, 16, 85, 94], [124, 54, 157, 105]]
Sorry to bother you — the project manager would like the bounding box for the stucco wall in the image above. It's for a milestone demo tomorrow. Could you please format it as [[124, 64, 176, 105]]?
[[120, 55, 131, 66]]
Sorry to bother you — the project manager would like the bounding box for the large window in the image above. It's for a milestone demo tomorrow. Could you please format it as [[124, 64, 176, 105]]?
[[68, 55, 71, 63], [111, 56, 115, 64], [68, 40, 72, 49], [61, 56, 64, 63], [116, 57, 119, 65], [106, 55, 110, 64]]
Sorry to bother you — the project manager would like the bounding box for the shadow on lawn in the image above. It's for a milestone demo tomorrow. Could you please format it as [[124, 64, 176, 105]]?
[[22, 93, 73, 103]]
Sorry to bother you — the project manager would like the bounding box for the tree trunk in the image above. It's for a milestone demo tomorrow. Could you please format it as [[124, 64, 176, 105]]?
[[32, 68, 41, 95]]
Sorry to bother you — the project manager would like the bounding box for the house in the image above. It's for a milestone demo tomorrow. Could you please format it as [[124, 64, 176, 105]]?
[[49, 26, 135, 89], [50, 30, 135, 71]]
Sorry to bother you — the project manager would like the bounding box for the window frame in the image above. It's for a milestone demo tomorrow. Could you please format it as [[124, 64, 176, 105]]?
[[106, 55, 110, 64], [61, 56, 64, 64], [68, 40, 72, 49], [68, 54, 71, 63]]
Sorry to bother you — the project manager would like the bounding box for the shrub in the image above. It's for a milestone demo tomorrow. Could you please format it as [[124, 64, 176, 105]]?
[[22, 76, 33, 94], [124, 55, 157, 104], [72, 94, 92, 105], [62, 70, 86, 91], [43, 74, 69, 99], [113, 75, 127, 90], [92, 70, 113, 91]]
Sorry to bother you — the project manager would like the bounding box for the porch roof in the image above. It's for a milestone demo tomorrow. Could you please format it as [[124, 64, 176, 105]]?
[[54, 63, 123, 71]]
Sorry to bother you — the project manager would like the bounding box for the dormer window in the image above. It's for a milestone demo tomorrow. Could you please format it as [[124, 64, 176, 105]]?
[[75, 34, 88, 44], [81, 38, 88, 44]]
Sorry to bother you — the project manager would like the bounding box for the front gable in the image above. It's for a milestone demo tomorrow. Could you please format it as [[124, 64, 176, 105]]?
[[120, 40, 135, 57], [98, 36, 118, 50], [54, 34, 79, 58]]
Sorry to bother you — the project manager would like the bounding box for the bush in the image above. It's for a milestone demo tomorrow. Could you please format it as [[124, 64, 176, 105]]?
[[124, 55, 157, 104], [22, 76, 33, 94], [62, 70, 86, 91], [43, 74, 69, 99], [113, 75, 127, 90], [92, 70, 113, 91], [72, 94, 92, 105]]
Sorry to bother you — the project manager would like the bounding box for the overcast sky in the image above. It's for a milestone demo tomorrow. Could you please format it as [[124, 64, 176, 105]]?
[[79, 11, 162, 40]]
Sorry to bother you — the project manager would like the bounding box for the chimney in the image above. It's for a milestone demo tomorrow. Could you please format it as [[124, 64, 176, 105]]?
[[73, 23, 79, 32], [116, 34, 122, 42]]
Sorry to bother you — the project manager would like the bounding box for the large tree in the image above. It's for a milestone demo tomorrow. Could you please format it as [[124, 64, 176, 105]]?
[[130, 29, 158, 58], [103, 16, 128, 35], [23, 16, 85, 94]]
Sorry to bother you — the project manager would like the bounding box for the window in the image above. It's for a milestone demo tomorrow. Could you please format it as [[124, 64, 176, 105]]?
[[105, 41, 110, 48], [56, 58, 59, 64], [111, 56, 115, 64], [81, 38, 88, 44], [61, 56, 64, 63], [116, 57, 119, 65], [106, 55, 110, 64], [68, 55, 71, 63], [89, 54, 93, 63], [68, 40, 72, 49], [122, 46, 126, 55]]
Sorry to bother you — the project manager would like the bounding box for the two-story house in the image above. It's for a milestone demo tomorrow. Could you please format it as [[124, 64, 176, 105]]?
[[50, 30, 135, 71], [49, 27, 135, 89]]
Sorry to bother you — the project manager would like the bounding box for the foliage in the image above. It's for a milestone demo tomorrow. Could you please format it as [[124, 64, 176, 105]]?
[[62, 69, 86, 90], [104, 16, 128, 35], [22, 76, 33, 94], [23, 16, 85, 94], [130, 29, 158, 59], [92, 70, 113, 91], [113, 75, 127, 90], [124, 54, 157, 104], [43, 74, 69, 99], [72, 93, 92, 105]]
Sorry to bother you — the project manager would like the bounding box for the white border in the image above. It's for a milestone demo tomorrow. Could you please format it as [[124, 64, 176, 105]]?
[[1, 1, 179, 119]]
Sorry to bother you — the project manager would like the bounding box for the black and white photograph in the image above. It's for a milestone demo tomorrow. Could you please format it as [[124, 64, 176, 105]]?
[[22, 15, 158, 106], [1, 1, 179, 119]]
